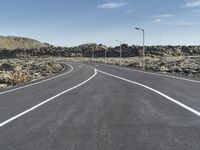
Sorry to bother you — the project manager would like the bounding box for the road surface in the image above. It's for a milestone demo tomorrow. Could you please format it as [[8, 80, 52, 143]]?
[[0, 62, 200, 150]]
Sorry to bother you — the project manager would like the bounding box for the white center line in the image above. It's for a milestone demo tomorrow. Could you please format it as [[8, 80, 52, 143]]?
[[98, 69, 200, 117], [0, 69, 97, 128]]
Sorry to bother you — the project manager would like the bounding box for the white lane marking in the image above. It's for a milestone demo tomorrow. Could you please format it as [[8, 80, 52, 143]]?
[[97, 69, 200, 117], [0, 63, 73, 95], [79, 63, 95, 70], [99, 64, 200, 84], [72, 62, 95, 70], [0, 69, 97, 128]]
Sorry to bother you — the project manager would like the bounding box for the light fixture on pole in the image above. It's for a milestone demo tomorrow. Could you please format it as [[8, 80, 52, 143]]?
[[92, 49, 94, 59], [116, 40, 122, 66], [135, 27, 145, 70], [104, 48, 107, 64]]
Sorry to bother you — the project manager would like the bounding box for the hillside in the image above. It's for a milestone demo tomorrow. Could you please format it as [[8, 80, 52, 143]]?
[[0, 35, 49, 50]]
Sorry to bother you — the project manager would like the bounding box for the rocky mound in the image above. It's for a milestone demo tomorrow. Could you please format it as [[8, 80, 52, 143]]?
[[0, 59, 64, 89], [0, 35, 49, 50], [0, 43, 200, 58]]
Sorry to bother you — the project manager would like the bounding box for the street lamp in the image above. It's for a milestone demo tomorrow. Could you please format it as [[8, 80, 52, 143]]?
[[104, 48, 107, 64], [81, 49, 83, 58], [135, 27, 145, 70], [92, 49, 94, 59], [58, 51, 60, 58], [116, 40, 122, 66]]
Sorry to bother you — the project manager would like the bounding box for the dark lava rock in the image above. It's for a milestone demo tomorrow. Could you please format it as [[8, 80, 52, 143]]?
[[0, 63, 14, 71]]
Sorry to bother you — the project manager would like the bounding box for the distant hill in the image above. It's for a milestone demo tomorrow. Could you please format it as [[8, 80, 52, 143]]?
[[0, 36, 49, 50]]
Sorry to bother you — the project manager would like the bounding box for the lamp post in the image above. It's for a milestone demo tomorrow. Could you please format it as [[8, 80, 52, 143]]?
[[59, 50, 61, 59], [105, 48, 107, 64], [135, 27, 145, 70], [92, 49, 94, 59], [116, 40, 122, 66]]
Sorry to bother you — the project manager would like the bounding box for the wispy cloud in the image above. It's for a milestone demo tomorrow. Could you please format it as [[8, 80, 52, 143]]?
[[176, 21, 197, 26], [155, 19, 163, 22], [153, 14, 173, 22], [182, 0, 200, 8], [98, 2, 127, 9], [154, 14, 174, 19]]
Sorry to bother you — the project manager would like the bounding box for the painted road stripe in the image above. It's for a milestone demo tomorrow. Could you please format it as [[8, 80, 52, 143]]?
[[0, 69, 97, 128], [0, 63, 73, 95], [99, 63, 200, 84], [98, 69, 200, 117]]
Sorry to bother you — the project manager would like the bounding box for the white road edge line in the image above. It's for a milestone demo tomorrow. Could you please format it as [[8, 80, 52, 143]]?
[[97, 69, 200, 117], [0, 63, 73, 95], [99, 63, 200, 84], [0, 68, 97, 128]]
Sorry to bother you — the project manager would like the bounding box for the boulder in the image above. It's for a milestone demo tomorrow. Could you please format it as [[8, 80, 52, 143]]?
[[0, 63, 14, 71]]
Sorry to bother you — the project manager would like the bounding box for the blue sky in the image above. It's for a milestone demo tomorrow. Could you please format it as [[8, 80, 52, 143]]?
[[0, 0, 200, 46]]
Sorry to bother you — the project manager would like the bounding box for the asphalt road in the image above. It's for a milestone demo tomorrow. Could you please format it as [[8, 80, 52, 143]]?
[[0, 62, 200, 150]]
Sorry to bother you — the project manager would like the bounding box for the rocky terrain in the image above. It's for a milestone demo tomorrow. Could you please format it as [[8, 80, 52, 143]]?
[[63, 56, 200, 77], [0, 35, 199, 58], [0, 59, 64, 90], [0, 43, 200, 59], [0, 35, 199, 84]]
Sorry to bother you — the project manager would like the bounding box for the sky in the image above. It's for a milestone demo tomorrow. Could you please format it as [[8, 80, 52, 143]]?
[[0, 0, 200, 46]]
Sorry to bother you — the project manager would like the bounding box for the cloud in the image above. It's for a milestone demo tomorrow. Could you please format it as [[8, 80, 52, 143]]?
[[153, 14, 173, 23], [98, 2, 127, 9], [154, 14, 174, 18], [176, 21, 197, 26], [182, 0, 200, 8], [155, 19, 163, 22]]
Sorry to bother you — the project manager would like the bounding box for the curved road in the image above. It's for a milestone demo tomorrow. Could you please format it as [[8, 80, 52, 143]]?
[[0, 62, 200, 150]]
